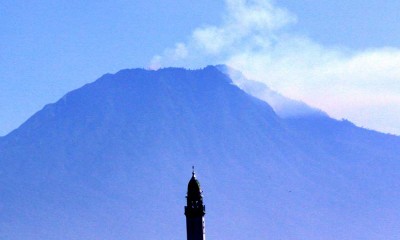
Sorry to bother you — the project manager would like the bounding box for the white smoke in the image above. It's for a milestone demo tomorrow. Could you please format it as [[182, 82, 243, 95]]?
[[150, 0, 400, 135]]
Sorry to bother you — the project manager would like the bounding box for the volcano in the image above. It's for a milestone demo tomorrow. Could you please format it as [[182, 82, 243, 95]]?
[[1, 66, 400, 240]]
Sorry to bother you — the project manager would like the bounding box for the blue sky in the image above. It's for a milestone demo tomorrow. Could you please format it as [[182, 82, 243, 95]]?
[[1, 0, 400, 136]]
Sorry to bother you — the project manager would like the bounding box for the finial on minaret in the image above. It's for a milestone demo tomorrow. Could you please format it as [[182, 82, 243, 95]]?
[[192, 166, 195, 177]]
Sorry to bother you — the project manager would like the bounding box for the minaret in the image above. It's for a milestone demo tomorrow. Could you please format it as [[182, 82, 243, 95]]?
[[185, 167, 206, 240]]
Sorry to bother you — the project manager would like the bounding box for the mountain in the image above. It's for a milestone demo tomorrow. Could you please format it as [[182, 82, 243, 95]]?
[[1, 66, 400, 240]]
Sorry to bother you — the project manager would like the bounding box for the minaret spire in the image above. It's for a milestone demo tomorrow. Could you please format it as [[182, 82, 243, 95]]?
[[185, 168, 206, 240]]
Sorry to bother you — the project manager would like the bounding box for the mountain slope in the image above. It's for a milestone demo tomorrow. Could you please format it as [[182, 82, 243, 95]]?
[[216, 64, 328, 118], [0, 66, 400, 240]]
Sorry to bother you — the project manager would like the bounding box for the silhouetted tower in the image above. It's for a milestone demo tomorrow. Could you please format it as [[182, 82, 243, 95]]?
[[185, 167, 206, 240]]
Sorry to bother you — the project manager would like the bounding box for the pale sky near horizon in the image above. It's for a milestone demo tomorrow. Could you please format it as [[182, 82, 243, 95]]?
[[1, 0, 400, 136]]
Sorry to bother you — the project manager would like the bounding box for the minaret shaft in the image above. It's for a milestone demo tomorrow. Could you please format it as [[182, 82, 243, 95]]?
[[186, 216, 205, 240]]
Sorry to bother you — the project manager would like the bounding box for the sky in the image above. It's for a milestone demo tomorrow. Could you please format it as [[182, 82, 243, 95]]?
[[1, 0, 400, 136]]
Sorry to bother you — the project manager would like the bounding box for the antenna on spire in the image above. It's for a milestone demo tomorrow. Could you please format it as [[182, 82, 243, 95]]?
[[192, 166, 195, 176]]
